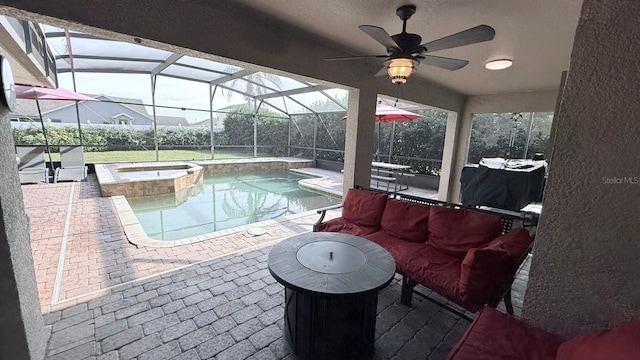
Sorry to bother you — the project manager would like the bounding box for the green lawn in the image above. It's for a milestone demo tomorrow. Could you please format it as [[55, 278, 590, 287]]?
[[46, 149, 252, 163]]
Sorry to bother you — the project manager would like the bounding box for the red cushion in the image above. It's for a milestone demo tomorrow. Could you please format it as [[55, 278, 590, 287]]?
[[446, 307, 563, 360], [407, 245, 463, 302], [556, 321, 640, 360], [428, 207, 503, 257], [342, 188, 388, 228], [485, 227, 532, 257], [364, 231, 431, 276], [380, 198, 430, 243], [315, 217, 379, 236], [458, 247, 510, 311], [457, 227, 533, 309]]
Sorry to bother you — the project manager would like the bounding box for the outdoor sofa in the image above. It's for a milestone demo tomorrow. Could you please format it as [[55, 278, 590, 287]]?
[[314, 187, 538, 317], [446, 306, 640, 359]]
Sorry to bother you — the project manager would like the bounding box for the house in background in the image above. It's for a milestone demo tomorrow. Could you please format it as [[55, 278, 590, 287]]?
[[192, 103, 249, 132], [10, 94, 189, 129], [155, 115, 189, 127]]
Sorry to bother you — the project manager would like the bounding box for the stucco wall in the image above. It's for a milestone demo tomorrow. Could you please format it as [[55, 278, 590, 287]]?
[[0, 108, 46, 358], [522, 0, 640, 338]]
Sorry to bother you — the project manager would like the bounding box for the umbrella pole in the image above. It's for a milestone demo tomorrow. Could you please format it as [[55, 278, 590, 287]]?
[[36, 99, 55, 176], [376, 122, 381, 162], [74, 103, 83, 146], [388, 121, 396, 162]]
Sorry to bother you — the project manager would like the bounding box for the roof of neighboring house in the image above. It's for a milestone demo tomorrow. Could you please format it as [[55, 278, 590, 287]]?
[[12, 93, 191, 126], [193, 103, 250, 125], [11, 93, 149, 118], [216, 103, 250, 112], [156, 116, 189, 126], [94, 95, 148, 116], [111, 112, 135, 120], [192, 119, 210, 127]]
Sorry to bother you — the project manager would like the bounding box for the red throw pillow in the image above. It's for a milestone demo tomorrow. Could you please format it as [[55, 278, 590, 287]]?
[[427, 206, 503, 257], [458, 247, 510, 310], [556, 321, 640, 360], [380, 198, 429, 243], [342, 188, 388, 228], [485, 227, 532, 258], [459, 247, 509, 290]]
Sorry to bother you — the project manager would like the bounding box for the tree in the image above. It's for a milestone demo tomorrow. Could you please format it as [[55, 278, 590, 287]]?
[[221, 67, 282, 107], [221, 107, 289, 156], [389, 109, 448, 174], [222, 188, 286, 224], [467, 112, 554, 163]]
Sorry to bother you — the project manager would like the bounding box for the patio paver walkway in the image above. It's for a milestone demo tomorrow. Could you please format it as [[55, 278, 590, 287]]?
[[24, 174, 332, 313], [22, 170, 530, 359]]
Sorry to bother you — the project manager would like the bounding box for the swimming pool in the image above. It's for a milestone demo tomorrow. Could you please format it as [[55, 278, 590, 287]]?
[[126, 170, 340, 241]]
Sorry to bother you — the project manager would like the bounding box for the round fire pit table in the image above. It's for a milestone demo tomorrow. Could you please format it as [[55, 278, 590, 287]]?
[[268, 232, 396, 360]]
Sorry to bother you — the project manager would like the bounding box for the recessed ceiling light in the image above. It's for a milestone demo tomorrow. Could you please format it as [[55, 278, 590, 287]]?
[[485, 59, 513, 70]]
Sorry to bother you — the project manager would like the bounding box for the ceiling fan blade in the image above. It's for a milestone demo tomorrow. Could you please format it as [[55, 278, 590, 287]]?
[[421, 25, 495, 53], [323, 55, 389, 61], [358, 25, 401, 51], [418, 55, 469, 70], [375, 66, 388, 77]]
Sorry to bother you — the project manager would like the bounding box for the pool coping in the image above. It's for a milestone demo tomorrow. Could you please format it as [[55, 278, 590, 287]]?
[[95, 161, 201, 184], [293, 168, 343, 198], [112, 195, 335, 248], [112, 166, 341, 248], [95, 161, 204, 198]]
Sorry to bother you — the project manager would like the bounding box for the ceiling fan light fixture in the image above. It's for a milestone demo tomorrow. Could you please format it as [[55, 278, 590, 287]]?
[[485, 59, 513, 70], [387, 58, 417, 84]]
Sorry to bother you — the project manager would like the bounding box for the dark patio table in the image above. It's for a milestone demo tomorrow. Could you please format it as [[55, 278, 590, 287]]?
[[268, 232, 395, 360]]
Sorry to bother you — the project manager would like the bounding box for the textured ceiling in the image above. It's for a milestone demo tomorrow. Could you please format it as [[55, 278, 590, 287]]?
[[233, 0, 583, 96]]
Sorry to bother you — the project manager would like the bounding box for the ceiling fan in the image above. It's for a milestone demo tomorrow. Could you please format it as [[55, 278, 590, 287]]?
[[324, 5, 496, 84]]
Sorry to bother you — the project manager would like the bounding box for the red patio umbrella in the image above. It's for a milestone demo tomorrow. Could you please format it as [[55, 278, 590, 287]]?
[[341, 103, 422, 122], [15, 85, 96, 102], [15, 85, 96, 172], [343, 102, 422, 160]]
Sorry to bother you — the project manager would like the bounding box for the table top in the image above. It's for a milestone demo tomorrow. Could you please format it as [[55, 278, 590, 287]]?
[[372, 161, 412, 170], [268, 232, 396, 296]]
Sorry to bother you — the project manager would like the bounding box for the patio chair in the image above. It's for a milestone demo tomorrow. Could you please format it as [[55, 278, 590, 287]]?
[[54, 146, 88, 183], [17, 146, 49, 184]]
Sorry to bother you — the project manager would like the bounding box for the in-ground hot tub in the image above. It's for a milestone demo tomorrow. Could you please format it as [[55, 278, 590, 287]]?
[[95, 162, 203, 197]]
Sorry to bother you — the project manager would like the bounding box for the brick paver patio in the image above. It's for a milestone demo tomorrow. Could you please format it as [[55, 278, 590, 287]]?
[[23, 172, 530, 359]]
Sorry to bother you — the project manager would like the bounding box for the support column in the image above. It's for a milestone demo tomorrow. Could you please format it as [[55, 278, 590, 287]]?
[[65, 29, 83, 146], [437, 107, 472, 203], [312, 114, 318, 164], [287, 116, 292, 157], [523, 0, 640, 338], [343, 89, 376, 196], [150, 75, 159, 161], [209, 85, 217, 159], [252, 100, 263, 158], [0, 109, 46, 360]]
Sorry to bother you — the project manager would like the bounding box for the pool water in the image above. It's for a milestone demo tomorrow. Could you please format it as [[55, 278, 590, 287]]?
[[126, 170, 340, 241]]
